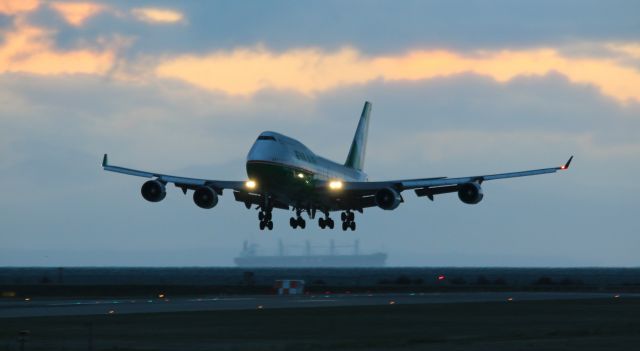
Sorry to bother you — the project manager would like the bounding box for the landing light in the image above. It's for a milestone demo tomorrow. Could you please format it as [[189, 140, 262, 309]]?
[[329, 180, 343, 190], [297, 172, 305, 179], [245, 180, 257, 189]]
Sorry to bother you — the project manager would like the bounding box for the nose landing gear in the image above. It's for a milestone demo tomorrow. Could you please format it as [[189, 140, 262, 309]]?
[[258, 210, 273, 230], [290, 209, 306, 229]]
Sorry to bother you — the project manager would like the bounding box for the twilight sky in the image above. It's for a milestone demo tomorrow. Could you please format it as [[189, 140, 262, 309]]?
[[1, 0, 639, 266]]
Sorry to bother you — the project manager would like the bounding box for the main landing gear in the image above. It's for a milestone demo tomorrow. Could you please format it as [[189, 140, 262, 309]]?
[[258, 209, 273, 230], [290, 209, 306, 229], [341, 210, 356, 231], [318, 212, 334, 229]]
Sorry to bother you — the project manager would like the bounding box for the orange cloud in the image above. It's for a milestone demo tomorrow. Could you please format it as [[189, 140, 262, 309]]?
[[0, 20, 114, 75], [608, 43, 640, 60], [0, 0, 39, 15], [50, 2, 105, 27], [131, 7, 183, 24], [155, 46, 640, 103]]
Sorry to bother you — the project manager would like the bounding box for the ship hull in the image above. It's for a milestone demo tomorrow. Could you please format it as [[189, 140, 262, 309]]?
[[234, 253, 387, 267]]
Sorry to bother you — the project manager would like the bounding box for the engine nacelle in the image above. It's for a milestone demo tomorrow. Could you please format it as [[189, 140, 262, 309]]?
[[458, 182, 484, 204], [141, 180, 166, 202], [193, 186, 218, 209], [375, 187, 402, 210]]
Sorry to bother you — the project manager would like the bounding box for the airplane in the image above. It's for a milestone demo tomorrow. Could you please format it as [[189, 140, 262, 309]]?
[[103, 101, 572, 231]]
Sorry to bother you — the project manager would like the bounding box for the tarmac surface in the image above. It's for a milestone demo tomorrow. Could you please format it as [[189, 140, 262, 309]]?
[[0, 291, 632, 318]]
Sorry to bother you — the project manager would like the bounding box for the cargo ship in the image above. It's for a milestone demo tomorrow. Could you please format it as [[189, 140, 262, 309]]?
[[234, 240, 387, 267]]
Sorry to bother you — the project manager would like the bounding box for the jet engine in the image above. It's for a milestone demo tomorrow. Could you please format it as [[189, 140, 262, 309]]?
[[458, 182, 483, 204], [141, 180, 166, 202], [375, 187, 402, 210], [193, 186, 218, 209]]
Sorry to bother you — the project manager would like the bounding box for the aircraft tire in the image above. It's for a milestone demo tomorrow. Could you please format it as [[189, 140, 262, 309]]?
[[342, 222, 348, 231], [258, 211, 264, 221], [350, 221, 356, 231], [328, 219, 334, 229], [341, 212, 347, 221], [259, 221, 266, 230], [299, 218, 306, 229], [267, 221, 273, 230], [290, 217, 297, 229], [348, 212, 355, 221], [319, 218, 326, 229]]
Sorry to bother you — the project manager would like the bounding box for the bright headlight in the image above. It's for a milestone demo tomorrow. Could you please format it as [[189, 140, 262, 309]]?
[[328, 180, 343, 190], [245, 180, 257, 189]]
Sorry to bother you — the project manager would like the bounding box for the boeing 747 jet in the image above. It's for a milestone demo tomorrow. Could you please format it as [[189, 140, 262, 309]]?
[[103, 102, 572, 231]]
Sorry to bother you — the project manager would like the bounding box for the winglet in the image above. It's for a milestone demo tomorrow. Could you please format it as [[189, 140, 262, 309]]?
[[102, 154, 108, 167], [560, 156, 573, 170]]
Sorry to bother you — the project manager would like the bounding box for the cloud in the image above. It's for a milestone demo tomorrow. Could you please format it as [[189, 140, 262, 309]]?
[[131, 7, 184, 24], [154, 45, 640, 104], [0, 18, 115, 75], [49, 1, 105, 27], [608, 43, 640, 60], [0, 0, 39, 15]]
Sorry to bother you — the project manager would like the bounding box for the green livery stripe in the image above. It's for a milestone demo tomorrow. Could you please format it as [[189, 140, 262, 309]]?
[[345, 101, 371, 171]]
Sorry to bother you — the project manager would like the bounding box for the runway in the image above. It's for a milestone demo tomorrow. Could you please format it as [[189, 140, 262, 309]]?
[[0, 291, 632, 318]]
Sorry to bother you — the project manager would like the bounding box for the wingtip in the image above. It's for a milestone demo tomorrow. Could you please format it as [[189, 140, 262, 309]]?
[[102, 153, 108, 167], [560, 155, 573, 170]]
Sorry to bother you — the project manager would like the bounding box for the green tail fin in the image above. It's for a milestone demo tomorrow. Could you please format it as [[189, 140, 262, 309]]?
[[344, 101, 371, 171]]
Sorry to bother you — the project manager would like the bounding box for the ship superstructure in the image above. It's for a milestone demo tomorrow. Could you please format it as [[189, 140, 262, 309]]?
[[234, 240, 387, 267]]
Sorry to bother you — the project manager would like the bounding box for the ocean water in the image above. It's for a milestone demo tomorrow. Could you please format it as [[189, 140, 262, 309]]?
[[1, 267, 639, 287]]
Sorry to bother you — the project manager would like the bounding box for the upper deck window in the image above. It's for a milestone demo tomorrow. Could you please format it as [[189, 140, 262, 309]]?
[[257, 135, 276, 141]]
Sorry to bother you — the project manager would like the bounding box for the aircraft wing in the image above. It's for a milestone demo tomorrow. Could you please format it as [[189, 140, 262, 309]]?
[[101, 154, 246, 193], [319, 156, 573, 200]]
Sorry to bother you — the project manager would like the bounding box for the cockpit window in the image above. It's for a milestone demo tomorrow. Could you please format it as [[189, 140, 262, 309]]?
[[257, 135, 276, 141]]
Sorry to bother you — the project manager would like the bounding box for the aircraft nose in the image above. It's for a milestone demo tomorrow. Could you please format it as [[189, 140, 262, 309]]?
[[247, 139, 282, 162]]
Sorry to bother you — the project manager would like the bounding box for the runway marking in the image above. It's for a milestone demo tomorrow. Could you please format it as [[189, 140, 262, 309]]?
[[188, 298, 256, 302]]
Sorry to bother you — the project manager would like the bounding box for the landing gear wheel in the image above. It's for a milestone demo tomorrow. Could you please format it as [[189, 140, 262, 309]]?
[[290, 217, 297, 229], [298, 218, 306, 229], [350, 221, 356, 231], [319, 218, 326, 229], [267, 221, 273, 230], [328, 218, 335, 229], [259, 221, 266, 230], [348, 211, 355, 221], [258, 211, 265, 221], [265, 212, 272, 221], [341, 212, 347, 221], [342, 221, 348, 231]]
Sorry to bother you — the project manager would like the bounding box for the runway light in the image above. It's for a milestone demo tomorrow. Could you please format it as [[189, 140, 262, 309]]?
[[389, 300, 396, 305], [108, 310, 115, 314], [328, 180, 343, 190], [245, 180, 257, 189], [437, 275, 446, 281], [24, 297, 31, 302], [257, 305, 264, 309], [158, 293, 165, 299], [614, 294, 620, 298], [507, 297, 513, 302]]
